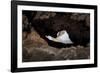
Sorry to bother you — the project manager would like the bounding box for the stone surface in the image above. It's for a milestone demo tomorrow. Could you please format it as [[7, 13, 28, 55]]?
[[22, 30, 90, 62], [22, 11, 90, 62]]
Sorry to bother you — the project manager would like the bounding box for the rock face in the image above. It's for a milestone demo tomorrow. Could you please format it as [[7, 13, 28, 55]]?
[[31, 12, 90, 48], [22, 11, 90, 62], [23, 40, 90, 62], [22, 30, 90, 62], [26, 30, 48, 45]]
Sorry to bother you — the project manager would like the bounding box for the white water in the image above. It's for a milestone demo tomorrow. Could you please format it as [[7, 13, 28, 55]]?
[[46, 30, 73, 44]]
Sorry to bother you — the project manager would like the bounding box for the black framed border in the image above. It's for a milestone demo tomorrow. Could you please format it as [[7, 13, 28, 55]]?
[[11, 1, 97, 72]]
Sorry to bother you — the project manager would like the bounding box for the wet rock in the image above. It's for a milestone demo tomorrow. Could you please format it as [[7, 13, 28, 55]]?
[[76, 45, 90, 59], [22, 11, 90, 62], [34, 12, 56, 20], [70, 13, 90, 27], [85, 15, 90, 27], [22, 45, 58, 62], [70, 13, 87, 21], [22, 15, 28, 25], [55, 47, 77, 60], [23, 29, 48, 46]]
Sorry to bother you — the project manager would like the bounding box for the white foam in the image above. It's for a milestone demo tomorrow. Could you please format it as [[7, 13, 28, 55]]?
[[46, 30, 73, 44]]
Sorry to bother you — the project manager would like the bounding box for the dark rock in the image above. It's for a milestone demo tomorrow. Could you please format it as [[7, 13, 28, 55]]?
[[31, 13, 90, 48], [22, 11, 90, 62]]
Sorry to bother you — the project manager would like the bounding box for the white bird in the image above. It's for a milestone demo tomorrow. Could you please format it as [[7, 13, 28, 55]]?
[[46, 30, 73, 44]]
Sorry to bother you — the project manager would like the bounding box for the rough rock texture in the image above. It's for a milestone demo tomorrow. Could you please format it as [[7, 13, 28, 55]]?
[[70, 13, 90, 27], [23, 30, 48, 45], [22, 11, 90, 62], [22, 31, 90, 62]]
